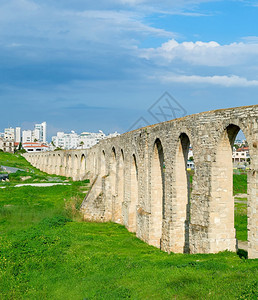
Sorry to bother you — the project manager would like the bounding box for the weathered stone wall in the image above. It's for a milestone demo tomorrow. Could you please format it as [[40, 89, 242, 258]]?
[[24, 105, 258, 259]]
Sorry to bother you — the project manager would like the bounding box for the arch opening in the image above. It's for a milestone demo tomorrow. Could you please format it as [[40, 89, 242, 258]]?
[[233, 130, 249, 252], [128, 154, 138, 232], [174, 133, 191, 253], [150, 139, 165, 248], [80, 154, 86, 178], [73, 154, 79, 178], [67, 155, 72, 177], [110, 147, 117, 221], [210, 125, 249, 253], [100, 150, 106, 177], [62, 155, 67, 176], [115, 149, 124, 224]]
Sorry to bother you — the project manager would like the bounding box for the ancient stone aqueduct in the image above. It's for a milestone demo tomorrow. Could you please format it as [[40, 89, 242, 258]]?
[[24, 105, 258, 259]]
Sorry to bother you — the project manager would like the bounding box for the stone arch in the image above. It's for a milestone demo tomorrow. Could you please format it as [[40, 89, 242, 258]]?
[[128, 153, 138, 232], [67, 154, 72, 177], [149, 138, 165, 248], [209, 123, 250, 253], [80, 154, 86, 178], [62, 154, 67, 175], [75, 154, 79, 168], [110, 147, 117, 221], [174, 132, 192, 253], [73, 154, 79, 179], [101, 150, 106, 177], [115, 149, 125, 224]]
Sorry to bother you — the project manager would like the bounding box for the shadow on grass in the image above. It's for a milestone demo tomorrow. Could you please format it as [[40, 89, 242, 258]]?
[[237, 249, 248, 259]]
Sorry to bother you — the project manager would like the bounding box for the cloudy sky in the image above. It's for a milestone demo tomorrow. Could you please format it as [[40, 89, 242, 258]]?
[[1, 0, 258, 139]]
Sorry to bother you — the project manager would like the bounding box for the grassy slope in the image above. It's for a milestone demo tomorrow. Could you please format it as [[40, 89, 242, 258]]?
[[0, 152, 44, 172], [0, 152, 68, 185], [0, 153, 257, 300]]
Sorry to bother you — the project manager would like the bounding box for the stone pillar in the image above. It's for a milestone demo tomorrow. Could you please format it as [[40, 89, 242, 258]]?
[[248, 135, 258, 259]]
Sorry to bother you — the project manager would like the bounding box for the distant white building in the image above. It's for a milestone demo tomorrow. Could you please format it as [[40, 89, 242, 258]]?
[[22, 130, 33, 143], [22, 122, 47, 144], [233, 147, 250, 164], [23, 142, 49, 153], [4, 127, 15, 140], [106, 131, 120, 139], [188, 146, 193, 160], [15, 127, 21, 143], [4, 127, 22, 143], [35, 122, 47, 143], [79, 130, 120, 149], [0, 138, 15, 153], [52, 131, 79, 150], [79, 131, 106, 149], [51, 130, 120, 150]]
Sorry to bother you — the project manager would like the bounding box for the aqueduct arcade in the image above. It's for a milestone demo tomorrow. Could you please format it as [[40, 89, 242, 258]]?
[[24, 105, 258, 258]]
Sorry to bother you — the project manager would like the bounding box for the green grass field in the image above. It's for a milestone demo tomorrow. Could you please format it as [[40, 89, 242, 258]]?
[[0, 153, 257, 299], [233, 173, 247, 195]]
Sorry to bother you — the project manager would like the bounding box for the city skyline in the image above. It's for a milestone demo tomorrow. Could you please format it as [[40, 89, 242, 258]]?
[[0, 122, 121, 143]]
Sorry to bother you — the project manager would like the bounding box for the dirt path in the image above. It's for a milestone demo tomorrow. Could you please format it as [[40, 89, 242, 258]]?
[[0, 183, 71, 189], [15, 183, 71, 187]]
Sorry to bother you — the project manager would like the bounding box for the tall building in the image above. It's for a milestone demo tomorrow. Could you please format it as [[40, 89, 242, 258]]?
[[4, 127, 21, 143], [4, 127, 15, 140], [15, 127, 21, 143], [22, 130, 33, 143], [22, 122, 47, 144], [34, 122, 47, 143]]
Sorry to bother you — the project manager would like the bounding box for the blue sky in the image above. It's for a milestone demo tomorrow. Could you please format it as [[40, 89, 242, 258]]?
[[0, 0, 258, 139]]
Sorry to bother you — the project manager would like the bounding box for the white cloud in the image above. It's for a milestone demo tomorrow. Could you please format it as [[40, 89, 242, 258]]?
[[241, 36, 258, 43], [0, 1, 175, 52], [161, 74, 258, 87], [76, 10, 174, 38], [116, 0, 222, 6], [139, 39, 258, 67]]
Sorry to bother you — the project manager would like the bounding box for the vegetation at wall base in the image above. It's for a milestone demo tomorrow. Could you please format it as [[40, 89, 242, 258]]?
[[0, 153, 256, 300]]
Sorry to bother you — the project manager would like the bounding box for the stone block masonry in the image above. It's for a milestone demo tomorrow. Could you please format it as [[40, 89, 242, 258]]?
[[24, 105, 258, 259]]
